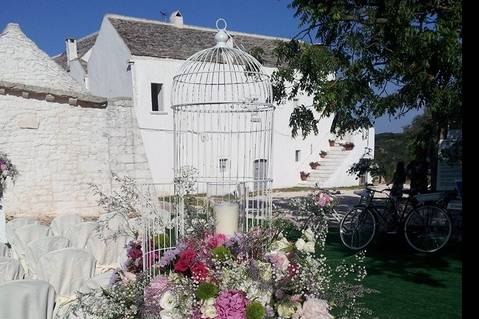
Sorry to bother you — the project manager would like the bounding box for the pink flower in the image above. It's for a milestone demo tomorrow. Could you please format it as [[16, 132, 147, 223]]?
[[215, 290, 248, 319], [298, 298, 333, 319], [290, 294, 302, 303], [191, 262, 209, 281], [314, 192, 333, 207], [174, 247, 196, 273], [266, 252, 290, 272], [144, 275, 170, 316], [0, 164, 6, 171], [207, 234, 227, 248]]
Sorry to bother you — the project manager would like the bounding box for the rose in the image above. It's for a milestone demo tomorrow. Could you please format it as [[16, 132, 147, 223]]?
[[298, 298, 333, 319], [127, 246, 142, 259], [315, 192, 333, 207], [191, 262, 209, 281], [270, 237, 292, 253], [303, 241, 316, 253], [207, 234, 227, 248], [266, 252, 290, 272], [174, 247, 196, 273], [159, 291, 177, 310], [295, 238, 306, 251], [303, 228, 315, 242], [277, 303, 301, 318]]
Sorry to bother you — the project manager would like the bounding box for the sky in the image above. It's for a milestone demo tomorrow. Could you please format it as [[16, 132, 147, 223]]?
[[0, 0, 420, 133]]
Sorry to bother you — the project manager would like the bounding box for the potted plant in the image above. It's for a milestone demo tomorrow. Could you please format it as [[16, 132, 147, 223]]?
[[328, 139, 335, 146], [309, 162, 320, 170], [342, 142, 355, 150], [320, 150, 327, 158], [300, 171, 310, 181]]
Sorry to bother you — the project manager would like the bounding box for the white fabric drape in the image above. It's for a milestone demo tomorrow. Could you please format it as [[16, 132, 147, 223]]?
[[0, 257, 24, 283], [50, 214, 83, 237], [85, 233, 128, 274], [0, 242, 9, 257], [24, 236, 70, 278], [65, 222, 97, 249], [5, 218, 40, 243], [37, 248, 96, 319], [10, 224, 51, 270], [0, 279, 55, 319]]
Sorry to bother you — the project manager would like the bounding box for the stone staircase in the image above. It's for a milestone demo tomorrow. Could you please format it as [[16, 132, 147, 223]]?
[[300, 145, 352, 187]]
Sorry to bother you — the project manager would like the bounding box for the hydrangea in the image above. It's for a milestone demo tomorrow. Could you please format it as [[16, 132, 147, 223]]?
[[215, 290, 248, 319]]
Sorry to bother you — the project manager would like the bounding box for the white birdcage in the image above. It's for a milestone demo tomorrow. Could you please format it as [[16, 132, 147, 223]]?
[[173, 18, 274, 232], [142, 19, 275, 275]]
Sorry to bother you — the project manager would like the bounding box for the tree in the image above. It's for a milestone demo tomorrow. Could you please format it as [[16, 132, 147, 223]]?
[[272, 0, 462, 138]]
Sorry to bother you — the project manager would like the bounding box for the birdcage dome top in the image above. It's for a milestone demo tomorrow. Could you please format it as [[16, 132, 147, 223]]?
[[171, 19, 274, 112]]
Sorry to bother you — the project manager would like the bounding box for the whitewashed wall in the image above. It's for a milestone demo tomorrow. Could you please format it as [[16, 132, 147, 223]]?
[[88, 18, 133, 98], [0, 95, 152, 217]]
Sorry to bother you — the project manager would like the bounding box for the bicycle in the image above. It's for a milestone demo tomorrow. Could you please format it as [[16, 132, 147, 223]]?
[[339, 185, 452, 253]]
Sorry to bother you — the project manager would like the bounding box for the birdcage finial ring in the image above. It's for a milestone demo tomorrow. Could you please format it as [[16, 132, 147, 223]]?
[[216, 18, 227, 31]]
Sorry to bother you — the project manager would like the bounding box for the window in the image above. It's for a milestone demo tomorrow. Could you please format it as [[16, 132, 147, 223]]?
[[219, 158, 228, 173], [151, 83, 164, 112], [295, 150, 301, 162]]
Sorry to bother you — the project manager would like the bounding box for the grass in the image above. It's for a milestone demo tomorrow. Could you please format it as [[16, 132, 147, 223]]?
[[324, 229, 462, 319]]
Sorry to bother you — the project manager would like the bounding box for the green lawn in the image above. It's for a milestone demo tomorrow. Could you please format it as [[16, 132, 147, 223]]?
[[325, 230, 462, 319]]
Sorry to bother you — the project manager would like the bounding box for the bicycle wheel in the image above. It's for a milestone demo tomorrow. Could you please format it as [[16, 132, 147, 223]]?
[[340, 206, 376, 250], [404, 205, 452, 253]]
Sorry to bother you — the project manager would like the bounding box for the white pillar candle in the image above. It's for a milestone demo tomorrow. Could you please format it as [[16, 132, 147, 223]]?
[[214, 202, 239, 236]]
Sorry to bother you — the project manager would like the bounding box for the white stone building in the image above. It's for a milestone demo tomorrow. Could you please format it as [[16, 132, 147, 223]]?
[[0, 23, 152, 217], [54, 12, 375, 189]]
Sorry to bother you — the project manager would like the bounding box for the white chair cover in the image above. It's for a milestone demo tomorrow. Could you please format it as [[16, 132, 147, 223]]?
[[10, 224, 51, 270], [65, 222, 97, 249], [0, 257, 24, 283], [0, 242, 9, 257], [24, 236, 70, 278], [50, 214, 83, 237], [79, 270, 114, 293], [0, 279, 56, 319], [85, 232, 128, 274], [5, 217, 39, 244], [97, 212, 131, 237], [38, 248, 96, 319]]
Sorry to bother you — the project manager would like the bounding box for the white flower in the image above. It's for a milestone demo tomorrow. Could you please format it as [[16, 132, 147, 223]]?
[[303, 228, 315, 242], [200, 298, 217, 318], [303, 241, 316, 253], [277, 303, 301, 318], [295, 238, 306, 251], [271, 237, 292, 252], [159, 291, 177, 311], [257, 261, 273, 281], [159, 309, 181, 319], [299, 298, 333, 319]]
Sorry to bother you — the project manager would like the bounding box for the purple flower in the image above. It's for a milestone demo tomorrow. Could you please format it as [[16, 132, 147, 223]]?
[[144, 275, 170, 316], [215, 290, 248, 319]]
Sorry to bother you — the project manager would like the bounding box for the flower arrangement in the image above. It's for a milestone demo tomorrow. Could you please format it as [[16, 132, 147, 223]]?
[[309, 162, 320, 170], [0, 152, 18, 199], [72, 189, 374, 319], [299, 171, 310, 181], [319, 151, 327, 158]]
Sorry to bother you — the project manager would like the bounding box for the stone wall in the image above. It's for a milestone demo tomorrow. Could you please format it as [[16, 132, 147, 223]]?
[[0, 94, 153, 217]]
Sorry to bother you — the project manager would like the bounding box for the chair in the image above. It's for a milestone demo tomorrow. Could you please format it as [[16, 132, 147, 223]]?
[[5, 217, 39, 244], [0, 279, 56, 319], [50, 214, 83, 237], [85, 232, 128, 274], [37, 248, 96, 318], [24, 236, 70, 278], [0, 257, 24, 284], [10, 224, 51, 263], [0, 242, 9, 257], [64, 222, 97, 249]]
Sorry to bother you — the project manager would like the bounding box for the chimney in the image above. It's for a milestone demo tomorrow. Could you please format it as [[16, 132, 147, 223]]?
[[169, 10, 184, 26], [65, 38, 78, 65]]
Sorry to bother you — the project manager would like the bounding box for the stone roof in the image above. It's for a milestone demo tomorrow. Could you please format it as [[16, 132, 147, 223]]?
[[0, 23, 88, 94], [107, 15, 285, 67], [53, 32, 98, 72]]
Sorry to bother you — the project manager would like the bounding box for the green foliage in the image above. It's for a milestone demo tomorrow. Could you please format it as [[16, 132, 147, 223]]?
[[272, 0, 462, 138], [374, 132, 413, 181], [195, 282, 219, 300], [246, 301, 266, 319], [347, 158, 383, 180], [154, 233, 171, 248], [211, 246, 232, 261]]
